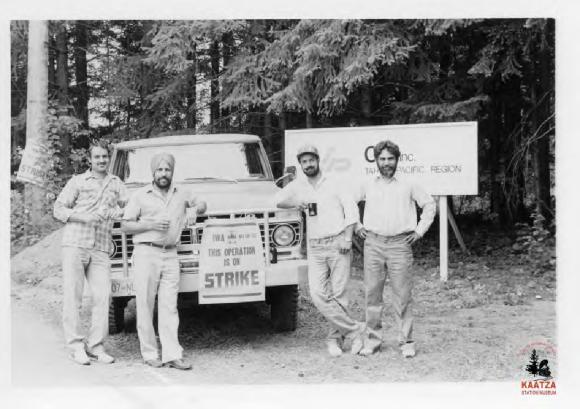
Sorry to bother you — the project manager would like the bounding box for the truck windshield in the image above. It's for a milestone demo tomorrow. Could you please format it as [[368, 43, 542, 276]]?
[[113, 142, 269, 184]]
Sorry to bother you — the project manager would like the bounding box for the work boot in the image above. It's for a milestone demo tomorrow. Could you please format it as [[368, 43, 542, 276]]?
[[326, 339, 343, 357], [87, 349, 115, 364], [359, 339, 381, 356], [166, 359, 192, 370], [144, 359, 163, 368]]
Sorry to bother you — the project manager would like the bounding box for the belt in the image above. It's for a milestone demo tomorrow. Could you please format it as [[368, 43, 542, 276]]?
[[137, 242, 177, 250], [309, 231, 344, 244], [366, 231, 412, 240]]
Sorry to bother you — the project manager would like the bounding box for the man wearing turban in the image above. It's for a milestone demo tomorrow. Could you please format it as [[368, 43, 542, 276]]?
[[122, 152, 207, 370]]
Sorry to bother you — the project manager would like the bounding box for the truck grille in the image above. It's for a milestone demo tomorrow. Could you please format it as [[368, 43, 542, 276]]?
[[194, 222, 301, 247], [110, 228, 193, 261], [110, 221, 301, 260]]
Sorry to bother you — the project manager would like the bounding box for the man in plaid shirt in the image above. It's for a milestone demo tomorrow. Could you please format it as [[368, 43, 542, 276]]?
[[54, 140, 128, 365]]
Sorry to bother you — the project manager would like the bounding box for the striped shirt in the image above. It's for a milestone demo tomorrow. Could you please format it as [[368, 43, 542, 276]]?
[[54, 170, 128, 252], [356, 175, 436, 237]]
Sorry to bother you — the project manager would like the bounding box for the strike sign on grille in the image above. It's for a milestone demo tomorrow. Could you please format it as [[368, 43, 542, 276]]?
[[198, 220, 266, 304]]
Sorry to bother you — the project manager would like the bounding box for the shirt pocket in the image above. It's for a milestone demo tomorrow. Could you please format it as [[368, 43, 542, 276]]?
[[78, 185, 97, 203], [101, 188, 118, 208]]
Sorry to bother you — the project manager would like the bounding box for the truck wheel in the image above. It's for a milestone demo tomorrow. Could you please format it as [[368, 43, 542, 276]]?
[[109, 297, 129, 334], [270, 285, 298, 332]]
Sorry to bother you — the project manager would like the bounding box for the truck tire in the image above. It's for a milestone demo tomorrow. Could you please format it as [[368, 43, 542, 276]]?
[[108, 297, 129, 334], [270, 285, 298, 332]]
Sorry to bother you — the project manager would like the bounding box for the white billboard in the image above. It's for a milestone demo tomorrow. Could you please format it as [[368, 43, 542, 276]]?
[[285, 122, 478, 196]]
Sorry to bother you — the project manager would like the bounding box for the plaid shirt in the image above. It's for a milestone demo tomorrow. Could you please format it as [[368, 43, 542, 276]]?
[[54, 170, 128, 252]]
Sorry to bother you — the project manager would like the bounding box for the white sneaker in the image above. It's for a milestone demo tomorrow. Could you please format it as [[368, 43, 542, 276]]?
[[87, 349, 115, 364], [70, 349, 90, 365], [401, 342, 416, 358], [326, 339, 343, 357]]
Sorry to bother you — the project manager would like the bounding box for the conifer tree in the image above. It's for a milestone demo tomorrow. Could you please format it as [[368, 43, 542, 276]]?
[[526, 349, 539, 376]]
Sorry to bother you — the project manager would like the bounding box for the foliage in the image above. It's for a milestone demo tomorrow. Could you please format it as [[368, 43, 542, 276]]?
[[11, 104, 90, 250], [10, 18, 555, 234], [222, 20, 416, 116]]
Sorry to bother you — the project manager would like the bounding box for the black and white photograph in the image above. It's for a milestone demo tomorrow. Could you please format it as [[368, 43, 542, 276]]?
[[3, 1, 579, 408]]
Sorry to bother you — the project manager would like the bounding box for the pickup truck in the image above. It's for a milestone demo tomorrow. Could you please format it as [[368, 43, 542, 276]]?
[[107, 133, 307, 333]]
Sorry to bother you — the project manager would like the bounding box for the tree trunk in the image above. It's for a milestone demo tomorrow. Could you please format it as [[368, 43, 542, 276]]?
[[56, 22, 73, 175], [48, 34, 56, 97], [531, 104, 553, 226], [360, 85, 372, 125], [73, 20, 89, 127], [210, 40, 220, 130], [221, 31, 234, 131], [531, 20, 554, 226], [24, 20, 49, 229], [279, 112, 287, 175], [263, 111, 272, 150], [185, 47, 197, 130], [488, 88, 505, 227], [56, 23, 69, 105], [305, 111, 313, 128], [139, 20, 156, 137], [504, 77, 526, 223]]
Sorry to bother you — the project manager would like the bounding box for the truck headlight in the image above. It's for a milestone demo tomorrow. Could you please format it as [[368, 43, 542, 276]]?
[[272, 224, 295, 247]]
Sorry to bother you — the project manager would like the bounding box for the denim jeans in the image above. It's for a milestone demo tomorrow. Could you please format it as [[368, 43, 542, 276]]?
[[308, 234, 364, 341], [132, 245, 183, 363], [363, 232, 414, 348], [61, 246, 111, 353]]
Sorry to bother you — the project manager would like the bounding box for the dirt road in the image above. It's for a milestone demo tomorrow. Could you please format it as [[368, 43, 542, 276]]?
[[10, 227, 557, 386], [11, 277, 556, 386]]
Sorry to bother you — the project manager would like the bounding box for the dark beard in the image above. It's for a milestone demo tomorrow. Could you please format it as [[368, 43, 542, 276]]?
[[154, 177, 171, 189], [303, 168, 319, 178], [379, 164, 396, 177]]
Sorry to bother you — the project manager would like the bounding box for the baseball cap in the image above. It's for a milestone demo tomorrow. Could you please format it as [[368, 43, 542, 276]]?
[[296, 144, 319, 160]]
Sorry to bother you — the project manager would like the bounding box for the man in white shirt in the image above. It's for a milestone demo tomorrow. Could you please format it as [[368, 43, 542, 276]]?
[[356, 140, 436, 358], [275, 145, 365, 357], [122, 153, 206, 370]]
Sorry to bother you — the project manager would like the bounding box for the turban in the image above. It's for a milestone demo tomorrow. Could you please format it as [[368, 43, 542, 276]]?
[[150, 152, 176, 175]]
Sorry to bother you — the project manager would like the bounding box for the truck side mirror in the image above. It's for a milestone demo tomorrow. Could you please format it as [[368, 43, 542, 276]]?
[[275, 166, 297, 187]]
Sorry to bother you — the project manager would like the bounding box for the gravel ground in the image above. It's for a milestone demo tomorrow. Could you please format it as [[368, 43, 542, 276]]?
[[10, 226, 557, 385]]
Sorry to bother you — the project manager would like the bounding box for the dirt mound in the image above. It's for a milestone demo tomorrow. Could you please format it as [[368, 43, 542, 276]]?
[[11, 228, 64, 290]]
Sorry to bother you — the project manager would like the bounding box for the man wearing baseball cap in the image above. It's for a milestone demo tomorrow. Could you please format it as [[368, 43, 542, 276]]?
[[275, 144, 365, 357], [122, 152, 206, 370]]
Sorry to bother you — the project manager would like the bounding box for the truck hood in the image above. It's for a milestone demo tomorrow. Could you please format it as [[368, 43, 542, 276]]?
[[128, 181, 281, 213]]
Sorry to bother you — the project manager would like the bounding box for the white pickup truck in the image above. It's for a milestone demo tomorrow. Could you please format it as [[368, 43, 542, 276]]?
[[107, 133, 307, 333]]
